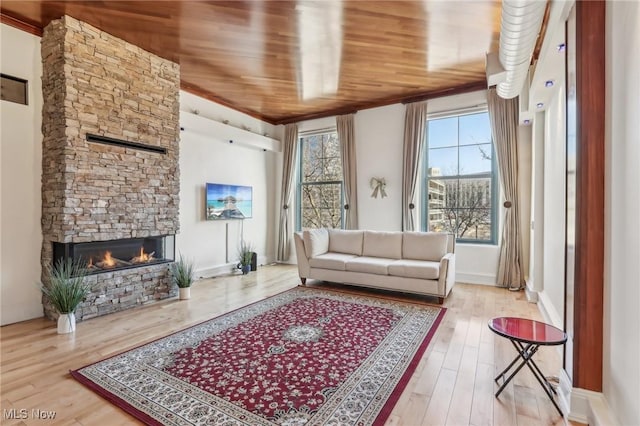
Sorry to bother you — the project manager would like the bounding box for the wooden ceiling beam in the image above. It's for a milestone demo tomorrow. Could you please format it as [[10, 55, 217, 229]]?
[[276, 80, 487, 125], [0, 12, 42, 36], [400, 81, 487, 104]]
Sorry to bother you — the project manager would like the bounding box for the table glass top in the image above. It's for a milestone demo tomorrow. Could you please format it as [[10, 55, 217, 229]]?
[[488, 317, 567, 345]]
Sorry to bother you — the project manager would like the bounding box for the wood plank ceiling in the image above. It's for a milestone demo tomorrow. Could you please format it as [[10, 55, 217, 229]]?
[[1, 1, 502, 124]]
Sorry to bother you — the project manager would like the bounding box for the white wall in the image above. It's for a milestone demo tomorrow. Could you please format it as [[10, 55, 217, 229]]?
[[455, 244, 500, 286], [177, 92, 281, 277], [297, 116, 336, 135], [540, 86, 566, 327], [528, 112, 545, 294], [354, 104, 405, 231], [180, 91, 277, 140], [518, 125, 532, 280], [0, 24, 44, 325], [604, 2, 640, 424]]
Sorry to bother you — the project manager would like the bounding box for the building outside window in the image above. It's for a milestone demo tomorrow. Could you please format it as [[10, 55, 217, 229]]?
[[297, 131, 344, 230], [424, 111, 497, 243]]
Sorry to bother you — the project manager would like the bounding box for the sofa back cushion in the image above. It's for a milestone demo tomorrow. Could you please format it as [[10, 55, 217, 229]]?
[[362, 231, 403, 259], [328, 230, 364, 255], [303, 228, 329, 258], [402, 232, 449, 261]]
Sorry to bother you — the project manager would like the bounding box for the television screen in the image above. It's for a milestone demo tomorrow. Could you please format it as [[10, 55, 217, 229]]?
[[206, 183, 253, 220]]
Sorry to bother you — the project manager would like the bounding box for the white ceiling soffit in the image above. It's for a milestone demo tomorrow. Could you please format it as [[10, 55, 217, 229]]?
[[497, 0, 547, 99], [519, 0, 575, 124]]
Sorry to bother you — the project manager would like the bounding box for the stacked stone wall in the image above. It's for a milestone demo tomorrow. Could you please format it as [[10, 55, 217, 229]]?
[[41, 16, 180, 320]]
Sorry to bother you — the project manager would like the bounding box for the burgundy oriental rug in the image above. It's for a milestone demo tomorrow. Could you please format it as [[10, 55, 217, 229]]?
[[72, 287, 445, 425]]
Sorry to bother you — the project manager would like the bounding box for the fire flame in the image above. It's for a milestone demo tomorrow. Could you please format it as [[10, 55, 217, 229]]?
[[138, 247, 150, 262], [103, 251, 116, 267], [131, 247, 155, 264]]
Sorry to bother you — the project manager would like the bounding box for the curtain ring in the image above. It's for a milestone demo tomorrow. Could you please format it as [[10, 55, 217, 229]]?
[[344, 204, 349, 210], [409, 203, 415, 209], [283, 204, 288, 210], [503, 201, 512, 208]]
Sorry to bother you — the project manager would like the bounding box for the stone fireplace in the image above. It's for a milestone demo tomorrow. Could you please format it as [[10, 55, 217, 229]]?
[[40, 16, 180, 320]]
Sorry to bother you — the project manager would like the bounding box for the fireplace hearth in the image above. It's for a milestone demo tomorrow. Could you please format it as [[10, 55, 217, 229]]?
[[52, 235, 175, 275]]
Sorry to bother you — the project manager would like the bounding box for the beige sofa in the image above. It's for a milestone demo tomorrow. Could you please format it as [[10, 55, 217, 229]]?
[[293, 229, 456, 303]]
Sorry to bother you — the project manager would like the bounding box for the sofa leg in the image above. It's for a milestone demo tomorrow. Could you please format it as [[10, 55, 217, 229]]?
[[300, 278, 307, 286], [438, 297, 444, 305]]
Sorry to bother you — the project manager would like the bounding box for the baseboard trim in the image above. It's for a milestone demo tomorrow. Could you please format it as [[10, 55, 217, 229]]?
[[525, 286, 539, 302], [563, 384, 621, 426], [585, 391, 621, 426], [525, 279, 539, 303], [196, 256, 272, 279], [456, 272, 496, 286], [196, 262, 238, 279], [559, 370, 575, 420]]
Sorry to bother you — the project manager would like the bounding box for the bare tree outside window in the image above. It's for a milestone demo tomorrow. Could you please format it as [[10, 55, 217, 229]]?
[[425, 112, 496, 242], [298, 132, 343, 229], [429, 175, 493, 240]]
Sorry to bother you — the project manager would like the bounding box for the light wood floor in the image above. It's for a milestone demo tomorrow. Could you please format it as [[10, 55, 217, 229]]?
[[1, 265, 576, 425]]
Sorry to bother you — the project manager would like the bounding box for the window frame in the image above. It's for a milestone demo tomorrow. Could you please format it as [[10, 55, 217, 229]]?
[[296, 129, 344, 231], [421, 109, 499, 245]]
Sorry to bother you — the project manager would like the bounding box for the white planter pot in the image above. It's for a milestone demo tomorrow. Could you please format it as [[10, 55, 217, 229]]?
[[179, 287, 191, 300], [57, 313, 76, 334]]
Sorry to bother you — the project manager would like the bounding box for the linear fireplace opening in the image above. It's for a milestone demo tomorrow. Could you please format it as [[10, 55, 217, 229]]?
[[52, 235, 175, 274]]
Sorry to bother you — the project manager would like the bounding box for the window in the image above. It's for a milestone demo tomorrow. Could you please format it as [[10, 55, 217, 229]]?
[[297, 131, 344, 230], [424, 111, 497, 243]]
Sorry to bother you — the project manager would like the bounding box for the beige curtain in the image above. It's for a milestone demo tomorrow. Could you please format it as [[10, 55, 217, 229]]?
[[401, 101, 428, 231], [487, 88, 525, 289], [337, 113, 358, 229], [276, 123, 299, 262]]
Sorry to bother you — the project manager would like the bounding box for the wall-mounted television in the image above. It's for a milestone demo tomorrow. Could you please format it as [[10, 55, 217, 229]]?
[[206, 183, 253, 220]]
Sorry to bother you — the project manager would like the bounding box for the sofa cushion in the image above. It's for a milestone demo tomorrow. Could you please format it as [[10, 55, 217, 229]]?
[[402, 232, 449, 261], [303, 228, 329, 258], [328, 229, 364, 255], [362, 231, 402, 259], [309, 252, 357, 271], [345, 256, 394, 275], [388, 259, 441, 280]]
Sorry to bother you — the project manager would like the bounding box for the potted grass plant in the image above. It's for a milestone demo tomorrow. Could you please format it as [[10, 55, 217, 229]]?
[[237, 240, 254, 275], [170, 254, 195, 299], [41, 258, 90, 334]]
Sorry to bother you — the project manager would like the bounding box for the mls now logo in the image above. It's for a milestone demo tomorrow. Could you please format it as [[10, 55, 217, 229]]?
[[3, 409, 28, 419], [31, 409, 57, 419], [3, 408, 57, 420]]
